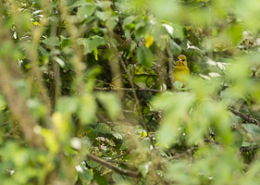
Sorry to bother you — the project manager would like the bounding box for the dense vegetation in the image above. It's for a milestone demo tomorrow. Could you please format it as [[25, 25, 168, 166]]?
[[1, 0, 260, 184]]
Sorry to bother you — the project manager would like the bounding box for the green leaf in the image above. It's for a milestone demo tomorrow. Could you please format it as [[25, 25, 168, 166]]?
[[139, 162, 152, 177], [151, 92, 195, 146], [112, 173, 126, 184], [27, 99, 47, 119], [77, 36, 105, 54], [241, 141, 256, 147], [42, 37, 60, 48], [78, 94, 97, 124], [111, 132, 123, 140], [106, 16, 117, 31], [77, 163, 93, 183], [96, 92, 122, 119], [95, 11, 112, 21], [97, 1, 112, 10], [93, 47, 98, 60], [84, 127, 98, 140], [119, 142, 129, 150], [96, 123, 111, 134], [169, 40, 181, 55], [137, 45, 153, 68], [51, 112, 71, 142], [19, 12, 32, 30], [93, 173, 109, 185], [40, 128, 59, 154], [0, 95, 6, 109], [123, 16, 136, 29], [166, 161, 195, 184], [242, 124, 260, 136], [77, 5, 96, 21], [60, 36, 71, 50], [38, 45, 48, 56], [69, 0, 93, 9], [0, 41, 13, 56], [174, 81, 183, 90], [53, 57, 65, 68], [56, 97, 79, 114]]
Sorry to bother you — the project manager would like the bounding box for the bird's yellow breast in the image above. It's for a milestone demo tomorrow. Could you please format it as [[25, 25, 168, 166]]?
[[173, 62, 190, 86]]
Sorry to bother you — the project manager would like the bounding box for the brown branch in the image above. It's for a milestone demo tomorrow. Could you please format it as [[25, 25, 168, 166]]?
[[228, 107, 259, 126], [165, 45, 175, 91], [204, 136, 259, 153], [30, 56, 52, 116], [118, 58, 155, 144], [106, 160, 139, 171], [29, 0, 52, 116], [93, 87, 162, 93], [110, 147, 133, 160], [240, 145, 258, 152], [0, 60, 44, 148], [86, 154, 141, 178], [49, 4, 62, 111], [109, 51, 124, 99], [95, 79, 115, 87]]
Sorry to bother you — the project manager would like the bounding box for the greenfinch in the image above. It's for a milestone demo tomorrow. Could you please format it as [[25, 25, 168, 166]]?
[[173, 55, 190, 86]]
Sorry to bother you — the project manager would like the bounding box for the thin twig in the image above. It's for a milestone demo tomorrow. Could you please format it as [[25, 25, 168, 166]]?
[[228, 107, 259, 126], [118, 56, 156, 147], [87, 154, 141, 178], [106, 160, 138, 171], [110, 147, 133, 160], [93, 86, 162, 93], [0, 59, 44, 148], [166, 45, 175, 91]]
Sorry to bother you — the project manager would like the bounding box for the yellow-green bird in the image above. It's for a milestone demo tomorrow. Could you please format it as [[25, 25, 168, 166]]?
[[173, 55, 190, 86]]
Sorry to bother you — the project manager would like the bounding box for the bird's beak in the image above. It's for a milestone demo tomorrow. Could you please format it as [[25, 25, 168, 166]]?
[[179, 59, 183, 63]]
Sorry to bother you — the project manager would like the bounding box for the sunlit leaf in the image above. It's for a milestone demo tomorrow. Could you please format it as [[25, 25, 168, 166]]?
[[152, 92, 195, 146], [53, 56, 65, 68], [40, 128, 59, 154], [56, 97, 79, 114], [52, 112, 71, 142], [162, 24, 173, 35], [78, 94, 97, 124], [93, 47, 98, 60], [174, 81, 183, 90], [145, 35, 154, 48], [33, 21, 39, 26]]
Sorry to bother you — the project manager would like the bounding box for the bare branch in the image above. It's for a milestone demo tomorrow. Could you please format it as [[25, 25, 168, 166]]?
[[93, 87, 162, 93], [0, 60, 44, 148], [87, 154, 141, 178], [228, 107, 259, 126]]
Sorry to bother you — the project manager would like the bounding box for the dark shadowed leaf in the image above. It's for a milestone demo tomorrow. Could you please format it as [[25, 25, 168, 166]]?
[[137, 45, 153, 68], [96, 123, 111, 134]]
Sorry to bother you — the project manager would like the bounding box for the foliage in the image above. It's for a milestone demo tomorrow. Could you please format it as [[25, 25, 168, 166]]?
[[1, 0, 260, 184]]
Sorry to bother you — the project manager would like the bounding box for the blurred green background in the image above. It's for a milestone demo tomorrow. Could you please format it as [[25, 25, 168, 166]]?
[[1, 0, 260, 184]]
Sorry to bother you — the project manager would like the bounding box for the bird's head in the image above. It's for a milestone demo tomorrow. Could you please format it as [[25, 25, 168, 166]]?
[[176, 55, 187, 66]]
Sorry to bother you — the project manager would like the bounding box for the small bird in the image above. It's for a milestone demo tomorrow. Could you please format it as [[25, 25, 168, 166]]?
[[173, 55, 190, 86]]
